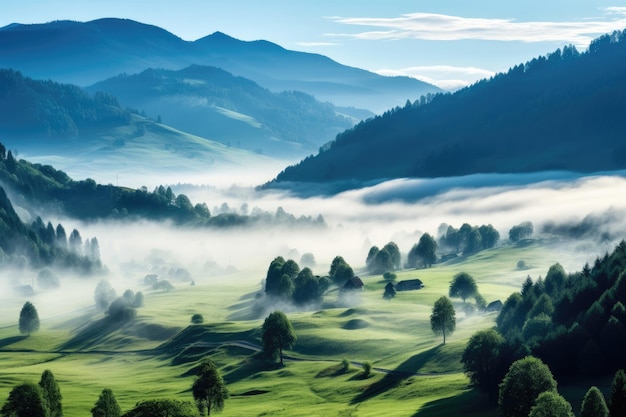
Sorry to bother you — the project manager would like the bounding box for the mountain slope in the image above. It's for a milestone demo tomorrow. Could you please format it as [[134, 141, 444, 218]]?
[[86, 65, 356, 158], [0, 18, 440, 113], [268, 30, 626, 190], [0, 69, 278, 186]]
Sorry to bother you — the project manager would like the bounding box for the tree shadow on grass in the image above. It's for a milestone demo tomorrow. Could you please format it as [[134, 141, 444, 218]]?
[[222, 354, 283, 385], [350, 345, 442, 404], [411, 389, 497, 417], [0, 335, 27, 348]]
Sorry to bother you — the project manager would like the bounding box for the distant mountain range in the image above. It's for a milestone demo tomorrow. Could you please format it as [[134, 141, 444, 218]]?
[[0, 18, 441, 114], [267, 30, 626, 191], [86, 65, 357, 158]]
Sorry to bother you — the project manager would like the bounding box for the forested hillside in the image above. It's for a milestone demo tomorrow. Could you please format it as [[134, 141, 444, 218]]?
[[87, 65, 356, 157], [0, 144, 325, 228], [0, 69, 132, 140], [271, 30, 626, 188]]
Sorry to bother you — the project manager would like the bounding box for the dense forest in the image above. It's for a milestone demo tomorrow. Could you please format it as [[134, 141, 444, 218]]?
[[270, 29, 626, 187], [0, 182, 101, 274], [463, 240, 626, 402], [0, 69, 133, 139]]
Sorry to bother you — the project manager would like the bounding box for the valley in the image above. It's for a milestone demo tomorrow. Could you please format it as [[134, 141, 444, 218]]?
[[1, 7, 626, 417]]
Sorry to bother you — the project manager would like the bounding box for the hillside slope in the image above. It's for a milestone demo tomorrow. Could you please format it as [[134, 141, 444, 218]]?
[[0, 18, 440, 113], [268, 30, 626, 189], [0, 69, 279, 185], [87, 65, 356, 158]]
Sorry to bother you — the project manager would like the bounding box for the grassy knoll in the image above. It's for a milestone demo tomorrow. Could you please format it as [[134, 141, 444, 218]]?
[[0, 240, 583, 416]]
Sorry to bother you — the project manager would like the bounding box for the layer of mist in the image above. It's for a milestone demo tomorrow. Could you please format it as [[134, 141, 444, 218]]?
[[2, 171, 626, 324]]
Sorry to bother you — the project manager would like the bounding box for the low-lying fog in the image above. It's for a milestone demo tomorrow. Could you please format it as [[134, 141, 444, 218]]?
[[3, 170, 626, 323]]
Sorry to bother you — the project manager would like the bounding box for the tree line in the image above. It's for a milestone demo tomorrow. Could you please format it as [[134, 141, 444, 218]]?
[[461, 240, 626, 415], [0, 144, 326, 228]]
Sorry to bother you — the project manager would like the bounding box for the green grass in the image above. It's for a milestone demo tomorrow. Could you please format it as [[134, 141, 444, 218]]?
[[0, 241, 591, 416]]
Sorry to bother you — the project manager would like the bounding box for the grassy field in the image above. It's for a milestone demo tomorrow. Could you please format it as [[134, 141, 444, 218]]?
[[0, 240, 592, 416]]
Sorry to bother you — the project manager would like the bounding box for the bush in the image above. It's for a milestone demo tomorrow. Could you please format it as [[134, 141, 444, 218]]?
[[517, 260, 527, 270], [383, 272, 397, 281], [191, 314, 204, 324], [362, 361, 372, 377], [341, 358, 350, 372]]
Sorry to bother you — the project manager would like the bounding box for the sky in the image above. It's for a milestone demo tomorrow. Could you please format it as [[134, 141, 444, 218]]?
[[3, 1, 626, 90]]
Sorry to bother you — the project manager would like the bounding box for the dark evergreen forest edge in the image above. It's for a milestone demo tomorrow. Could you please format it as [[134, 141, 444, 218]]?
[[268, 29, 626, 190], [0, 142, 324, 274]]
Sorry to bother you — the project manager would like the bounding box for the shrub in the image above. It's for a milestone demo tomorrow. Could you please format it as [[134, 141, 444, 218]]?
[[191, 314, 204, 324]]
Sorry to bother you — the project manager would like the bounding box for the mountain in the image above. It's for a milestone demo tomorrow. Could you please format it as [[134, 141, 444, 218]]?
[[86, 65, 358, 158], [267, 30, 626, 191], [0, 69, 278, 185], [0, 18, 441, 113]]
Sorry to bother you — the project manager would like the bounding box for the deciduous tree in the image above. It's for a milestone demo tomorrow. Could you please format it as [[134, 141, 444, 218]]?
[[192, 358, 228, 416], [0, 383, 47, 417], [19, 301, 40, 335], [262, 311, 297, 366], [430, 296, 455, 344], [529, 391, 574, 417], [498, 356, 557, 417], [449, 272, 478, 303], [461, 329, 506, 400]]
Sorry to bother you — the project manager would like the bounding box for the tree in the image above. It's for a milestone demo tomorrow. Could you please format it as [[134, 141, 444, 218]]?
[[610, 369, 626, 417], [498, 356, 558, 417], [68, 229, 82, 255], [449, 272, 478, 303], [0, 383, 47, 417], [192, 358, 228, 416], [528, 391, 574, 417], [581, 386, 609, 417], [408, 233, 438, 268], [91, 388, 121, 417], [19, 301, 40, 335], [39, 370, 62, 417], [191, 314, 204, 324], [461, 329, 506, 400], [121, 400, 197, 417], [262, 311, 297, 366], [509, 221, 534, 242], [94, 280, 116, 311], [430, 296, 456, 344], [382, 242, 401, 270], [383, 282, 396, 300]]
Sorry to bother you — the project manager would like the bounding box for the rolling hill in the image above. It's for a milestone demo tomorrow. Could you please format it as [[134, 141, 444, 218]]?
[[268, 30, 626, 191], [0, 69, 280, 186], [86, 65, 357, 158], [0, 18, 440, 114]]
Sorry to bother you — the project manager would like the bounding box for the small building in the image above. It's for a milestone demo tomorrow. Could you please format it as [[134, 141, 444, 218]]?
[[486, 300, 503, 312], [343, 276, 364, 291], [396, 279, 424, 291]]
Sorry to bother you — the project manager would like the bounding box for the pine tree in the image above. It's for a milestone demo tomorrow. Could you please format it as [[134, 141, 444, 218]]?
[[39, 369, 63, 417], [610, 369, 626, 417]]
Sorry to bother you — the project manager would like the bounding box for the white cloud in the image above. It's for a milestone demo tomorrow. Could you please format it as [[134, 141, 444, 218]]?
[[375, 65, 496, 90], [327, 9, 626, 47]]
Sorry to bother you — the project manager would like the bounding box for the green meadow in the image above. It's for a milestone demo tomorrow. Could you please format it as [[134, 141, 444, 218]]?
[[0, 240, 591, 416]]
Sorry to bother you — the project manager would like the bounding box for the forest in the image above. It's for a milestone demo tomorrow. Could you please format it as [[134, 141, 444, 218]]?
[[271, 29, 626, 187]]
